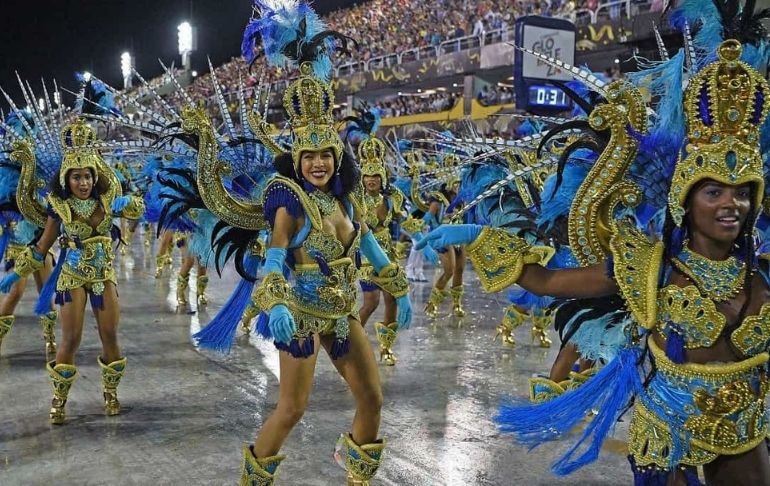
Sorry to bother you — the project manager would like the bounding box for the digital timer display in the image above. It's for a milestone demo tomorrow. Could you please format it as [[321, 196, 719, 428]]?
[[527, 85, 570, 109]]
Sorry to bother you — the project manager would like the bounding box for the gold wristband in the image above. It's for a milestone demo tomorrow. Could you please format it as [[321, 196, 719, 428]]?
[[368, 263, 409, 298], [254, 272, 292, 312], [466, 227, 553, 293], [14, 247, 44, 278]]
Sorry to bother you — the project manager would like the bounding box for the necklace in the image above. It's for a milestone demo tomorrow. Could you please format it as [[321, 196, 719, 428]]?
[[67, 197, 98, 220], [308, 190, 339, 217], [673, 244, 745, 301], [364, 193, 384, 211]]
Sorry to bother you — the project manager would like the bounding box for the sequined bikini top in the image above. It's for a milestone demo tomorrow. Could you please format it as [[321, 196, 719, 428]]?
[[610, 222, 770, 358], [363, 189, 404, 231], [47, 194, 113, 240]]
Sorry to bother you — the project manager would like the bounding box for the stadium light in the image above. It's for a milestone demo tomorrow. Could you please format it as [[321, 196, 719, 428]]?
[[83, 71, 92, 82], [121, 52, 133, 89], [178, 21, 195, 72]]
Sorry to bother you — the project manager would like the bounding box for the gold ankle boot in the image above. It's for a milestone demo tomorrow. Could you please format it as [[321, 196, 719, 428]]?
[[374, 322, 398, 366], [98, 357, 127, 416], [450, 285, 466, 317], [335, 433, 386, 486], [0, 315, 15, 356], [239, 446, 284, 486], [241, 299, 259, 334], [424, 287, 449, 318], [495, 305, 526, 346], [528, 376, 570, 403], [40, 311, 58, 355], [47, 360, 77, 424], [531, 310, 552, 348], [176, 274, 190, 305], [196, 275, 209, 306]]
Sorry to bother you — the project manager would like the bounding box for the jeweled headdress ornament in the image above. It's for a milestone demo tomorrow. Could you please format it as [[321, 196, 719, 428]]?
[[241, 0, 356, 167], [59, 119, 102, 189], [343, 107, 387, 183], [668, 39, 770, 225]]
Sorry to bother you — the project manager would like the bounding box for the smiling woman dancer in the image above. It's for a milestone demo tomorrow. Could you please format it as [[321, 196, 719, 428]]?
[[417, 11, 770, 485], [1, 120, 144, 424]]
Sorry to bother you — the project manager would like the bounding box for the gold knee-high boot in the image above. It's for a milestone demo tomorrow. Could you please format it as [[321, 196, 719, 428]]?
[[120, 228, 135, 255], [531, 310, 553, 348], [0, 315, 15, 355], [424, 287, 449, 318], [239, 446, 285, 486], [40, 310, 58, 355], [335, 433, 386, 485], [196, 275, 209, 306], [374, 322, 398, 366], [143, 225, 153, 248], [496, 305, 526, 346], [47, 360, 78, 424], [241, 298, 259, 334], [176, 274, 190, 305], [155, 251, 171, 278], [98, 357, 127, 416], [450, 285, 465, 317]]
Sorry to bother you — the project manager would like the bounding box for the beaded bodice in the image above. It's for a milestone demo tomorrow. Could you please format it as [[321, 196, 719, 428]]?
[[48, 194, 112, 240]]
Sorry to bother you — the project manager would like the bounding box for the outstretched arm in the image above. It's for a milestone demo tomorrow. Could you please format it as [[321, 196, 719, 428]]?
[[518, 262, 618, 299]]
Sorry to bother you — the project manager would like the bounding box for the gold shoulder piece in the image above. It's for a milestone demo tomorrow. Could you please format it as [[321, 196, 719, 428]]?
[[608, 221, 662, 329], [390, 188, 405, 215], [46, 194, 72, 224], [348, 183, 367, 222], [181, 106, 266, 231], [406, 153, 430, 213], [10, 139, 48, 227], [568, 81, 647, 266], [119, 195, 145, 220], [264, 175, 322, 230], [246, 111, 286, 156], [466, 226, 554, 293]]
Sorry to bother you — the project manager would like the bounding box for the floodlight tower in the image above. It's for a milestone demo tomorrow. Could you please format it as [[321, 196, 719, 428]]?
[[178, 21, 195, 72], [121, 52, 133, 89]]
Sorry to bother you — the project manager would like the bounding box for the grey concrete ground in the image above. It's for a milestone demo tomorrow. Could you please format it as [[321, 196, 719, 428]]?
[[0, 238, 631, 485]]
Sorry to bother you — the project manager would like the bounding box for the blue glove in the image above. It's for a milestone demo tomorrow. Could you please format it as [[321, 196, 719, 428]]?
[[415, 224, 483, 251], [111, 196, 131, 213], [263, 247, 287, 274], [0, 273, 21, 293], [423, 243, 440, 265], [396, 295, 412, 330], [269, 303, 296, 344], [360, 231, 390, 272]]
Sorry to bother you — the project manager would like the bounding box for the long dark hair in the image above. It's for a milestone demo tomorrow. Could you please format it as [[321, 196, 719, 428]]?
[[661, 181, 758, 324], [273, 148, 361, 199], [49, 167, 110, 200]]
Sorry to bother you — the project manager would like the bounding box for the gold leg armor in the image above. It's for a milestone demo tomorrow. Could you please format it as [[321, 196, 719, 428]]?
[[531, 311, 553, 348], [47, 360, 78, 425], [335, 433, 386, 485], [495, 305, 525, 346], [98, 356, 127, 416], [143, 226, 153, 248], [196, 275, 209, 306], [40, 310, 58, 355], [374, 322, 398, 366], [155, 251, 171, 278], [177, 274, 190, 305], [424, 287, 449, 318], [450, 285, 466, 317], [120, 229, 134, 255], [241, 298, 259, 334], [239, 446, 285, 486], [0, 315, 15, 355]]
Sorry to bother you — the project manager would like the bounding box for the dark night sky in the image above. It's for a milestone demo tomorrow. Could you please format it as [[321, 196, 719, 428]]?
[[0, 0, 361, 106]]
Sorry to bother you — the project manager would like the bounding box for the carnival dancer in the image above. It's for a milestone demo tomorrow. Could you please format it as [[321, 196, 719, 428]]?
[[190, 2, 413, 483], [345, 109, 408, 366], [418, 4, 770, 482], [1, 117, 144, 424]]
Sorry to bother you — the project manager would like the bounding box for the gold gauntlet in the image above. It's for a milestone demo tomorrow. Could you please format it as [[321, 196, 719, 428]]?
[[13, 247, 44, 278], [120, 196, 145, 220], [466, 227, 554, 293], [254, 272, 292, 312], [369, 263, 409, 298]]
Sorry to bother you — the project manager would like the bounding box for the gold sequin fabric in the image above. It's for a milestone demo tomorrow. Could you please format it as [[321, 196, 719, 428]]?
[[57, 236, 116, 295]]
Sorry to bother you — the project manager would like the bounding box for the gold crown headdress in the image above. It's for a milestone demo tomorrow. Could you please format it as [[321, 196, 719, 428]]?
[[668, 40, 770, 226], [59, 119, 102, 188], [283, 63, 344, 166], [358, 136, 388, 183]]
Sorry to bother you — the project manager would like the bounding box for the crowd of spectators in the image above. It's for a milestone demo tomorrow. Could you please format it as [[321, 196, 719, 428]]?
[[373, 92, 459, 118]]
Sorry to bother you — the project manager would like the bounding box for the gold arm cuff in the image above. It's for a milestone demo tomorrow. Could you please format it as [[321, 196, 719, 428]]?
[[368, 263, 409, 298], [466, 227, 553, 293], [120, 196, 145, 220], [254, 272, 291, 312], [14, 247, 44, 278]]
